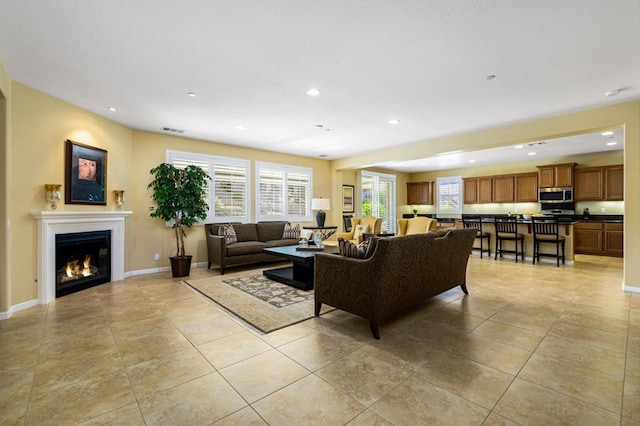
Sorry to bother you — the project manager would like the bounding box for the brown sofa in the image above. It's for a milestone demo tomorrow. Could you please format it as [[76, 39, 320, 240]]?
[[205, 221, 298, 274], [314, 228, 477, 339]]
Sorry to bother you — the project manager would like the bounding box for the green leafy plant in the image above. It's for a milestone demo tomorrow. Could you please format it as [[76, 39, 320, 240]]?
[[148, 163, 211, 258]]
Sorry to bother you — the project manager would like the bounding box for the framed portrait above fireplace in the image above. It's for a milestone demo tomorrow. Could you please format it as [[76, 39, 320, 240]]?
[[65, 140, 107, 205]]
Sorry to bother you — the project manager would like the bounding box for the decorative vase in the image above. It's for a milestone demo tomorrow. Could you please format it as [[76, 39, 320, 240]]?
[[313, 232, 323, 247]]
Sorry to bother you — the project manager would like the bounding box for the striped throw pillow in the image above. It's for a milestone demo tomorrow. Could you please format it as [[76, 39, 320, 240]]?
[[282, 222, 300, 239], [338, 237, 376, 259]]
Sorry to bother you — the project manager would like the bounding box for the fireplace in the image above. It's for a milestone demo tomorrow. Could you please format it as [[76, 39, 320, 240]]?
[[55, 230, 111, 297], [31, 211, 131, 304]]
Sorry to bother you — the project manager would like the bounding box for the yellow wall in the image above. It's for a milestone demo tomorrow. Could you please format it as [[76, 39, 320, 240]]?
[[2, 66, 639, 309], [0, 63, 10, 312]]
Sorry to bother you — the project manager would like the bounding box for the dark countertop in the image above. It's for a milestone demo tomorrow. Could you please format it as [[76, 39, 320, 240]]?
[[420, 213, 624, 224]]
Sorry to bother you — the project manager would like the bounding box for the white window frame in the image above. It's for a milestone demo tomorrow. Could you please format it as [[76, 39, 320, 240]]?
[[255, 161, 313, 223], [436, 176, 463, 214], [360, 170, 396, 233], [167, 150, 250, 223]]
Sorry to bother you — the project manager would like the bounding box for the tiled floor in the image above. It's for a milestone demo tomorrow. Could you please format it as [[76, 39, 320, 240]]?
[[1, 254, 638, 425]]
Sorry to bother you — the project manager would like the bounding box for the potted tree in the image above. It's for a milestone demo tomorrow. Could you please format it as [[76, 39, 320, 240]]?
[[148, 163, 211, 277]]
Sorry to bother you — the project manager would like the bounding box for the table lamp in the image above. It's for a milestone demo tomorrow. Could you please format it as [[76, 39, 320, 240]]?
[[311, 198, 330, 227]]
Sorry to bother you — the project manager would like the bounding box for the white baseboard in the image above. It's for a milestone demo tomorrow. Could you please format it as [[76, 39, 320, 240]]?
[[0, 298, 39, 319], [623, 282, 640, 293], [126, 261, 208, 277]]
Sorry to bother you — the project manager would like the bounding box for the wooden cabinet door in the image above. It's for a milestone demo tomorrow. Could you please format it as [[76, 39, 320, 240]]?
[[574, 222, 604, 254], [515, 173, 538, 202], [575, 168, 604, 200], [605, 166, 624, 200], [538, 167, 555, 188], [463, 178, 478, 204], [493, 175, 514, 203], [555, 164, 574, 187], [407, 182, 433, 205], [477, 177, 493, 203], [604, 223, 624, 256]]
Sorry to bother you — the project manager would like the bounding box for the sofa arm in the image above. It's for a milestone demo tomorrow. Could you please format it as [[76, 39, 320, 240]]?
[[206, 234, 227, 272], [334, 231, 354, 241]]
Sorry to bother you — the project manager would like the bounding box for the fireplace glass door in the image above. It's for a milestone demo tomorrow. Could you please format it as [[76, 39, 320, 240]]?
[[55, 230, 111, 297]]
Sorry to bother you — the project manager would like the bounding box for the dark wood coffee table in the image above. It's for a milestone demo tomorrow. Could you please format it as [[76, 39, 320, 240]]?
[[263, 245, 338, 290]]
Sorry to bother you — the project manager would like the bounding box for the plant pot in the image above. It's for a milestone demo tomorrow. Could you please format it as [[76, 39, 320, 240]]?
[[169, 255, 192, 277]]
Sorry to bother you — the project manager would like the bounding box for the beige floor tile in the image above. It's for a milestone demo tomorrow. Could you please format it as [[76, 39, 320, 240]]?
[[423, 308, 487, 332], [78, 403, 145, 425], [370, 375, 489, 425], [178, 314, 246, 345], [441, 298, 503, 319], [627, 355, 640, 378], [33, 345, 124, 391], [536, 334, 626, 378], [278, 330, 366, 371], [482, 412, 521, 425], [108, 314, 177, 339], [557, 311, 629, 335], [164, 303, 226, 327], [471, 319, 545, 351], [259, 321, 317, 347], [219, 349, 309, 403], [26, 372, 136, 425], [316, 344, 414, 406], [414, 350, 514, 409], [490, 305, 559, 333], [494, 378, 620, 425], [623, 378, 640, 422], [213, 406, 267, 425], [370, 333, 436, 370], [126, 347, 215, 400], [138, 372, 247, 425], [197, 329, 272, 369], [453, 334, 531, 375], [549, 318, 628, 353], [346, 409, 394, 425], [519, 353, 623, 413], [252, 374, 365, 425], [114, 327, 193, 367]]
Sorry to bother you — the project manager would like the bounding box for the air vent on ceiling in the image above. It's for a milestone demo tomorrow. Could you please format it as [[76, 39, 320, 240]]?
[[527, 141, 546, 147], [161, 127, 185, 134]]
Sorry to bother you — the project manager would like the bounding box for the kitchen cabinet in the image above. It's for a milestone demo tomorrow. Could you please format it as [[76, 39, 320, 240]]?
[[407, 181, 433, 205], [493, 175, 514, 203], [575, 164, 623, 201], [574, 221, 623, 257], [537, 163, 576, 188], [515, 172, 538, 202], [464, 177, 492, 204]]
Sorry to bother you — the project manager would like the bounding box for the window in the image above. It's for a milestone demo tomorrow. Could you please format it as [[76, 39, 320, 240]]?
[[436, 176, 463, 214], [256, 162, 312, 222], [360, 171, 396, 233], [167, 150, 250, 223]]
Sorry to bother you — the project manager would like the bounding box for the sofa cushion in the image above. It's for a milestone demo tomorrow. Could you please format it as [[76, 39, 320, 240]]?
[[226, 241, 269, 256], [256, 221, 287, 242], [282, 222, 300, 239], [218, 224, 238, 244], [233, 223, 259, 242], [352, 224, 370, 241], [338, 237, 376, 259]]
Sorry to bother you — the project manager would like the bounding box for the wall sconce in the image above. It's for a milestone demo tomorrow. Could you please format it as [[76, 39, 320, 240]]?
[[113, 190, 125, 209], [45, 184, 62, 210]]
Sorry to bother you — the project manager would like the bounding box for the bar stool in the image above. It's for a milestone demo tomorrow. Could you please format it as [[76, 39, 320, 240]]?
[[532, 217, 565, 267], [461, 214, 491, 258], [493, 216, 525, 262]]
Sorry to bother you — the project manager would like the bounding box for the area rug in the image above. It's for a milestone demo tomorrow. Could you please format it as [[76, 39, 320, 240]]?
[[184, 271, 333, 333]]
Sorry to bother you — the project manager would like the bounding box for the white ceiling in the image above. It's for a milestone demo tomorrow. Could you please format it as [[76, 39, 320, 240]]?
[[0, 1, 637, 170]]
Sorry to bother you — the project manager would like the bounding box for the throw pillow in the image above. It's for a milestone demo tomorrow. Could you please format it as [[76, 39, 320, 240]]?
[[338, 237, 376, 259], [282, 222, 301, 239], [352, 224, 370, 241], [218, 224, 238, 244]]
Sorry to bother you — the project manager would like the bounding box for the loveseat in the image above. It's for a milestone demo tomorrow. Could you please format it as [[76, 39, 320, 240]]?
[[314, 228, 477, 339], [205, 221, 298, 274]]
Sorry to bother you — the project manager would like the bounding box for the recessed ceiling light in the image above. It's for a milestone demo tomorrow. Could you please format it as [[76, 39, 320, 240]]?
[[307, 88, 321, 96], [107, 107, 117, 112], [187, 92, 196, 97], [388, 119, 400, 125], [528, 152, 536, 156], [235, 125, 245, 131], [469, 159, 476, 163], [606, 141, 618, 146], [601, 131, 614, 136], [315, 124, 324, 128], [514, 145, 523, 149]]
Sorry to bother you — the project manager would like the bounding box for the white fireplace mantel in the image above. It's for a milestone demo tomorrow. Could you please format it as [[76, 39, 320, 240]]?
[[31, 210, 132, 304]]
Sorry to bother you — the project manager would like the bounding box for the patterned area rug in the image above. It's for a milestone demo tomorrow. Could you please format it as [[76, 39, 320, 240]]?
[[184, 271, 333, 333]]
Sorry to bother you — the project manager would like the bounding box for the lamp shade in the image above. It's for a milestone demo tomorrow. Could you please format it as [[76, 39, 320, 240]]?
[[311, 198, 330, 211]]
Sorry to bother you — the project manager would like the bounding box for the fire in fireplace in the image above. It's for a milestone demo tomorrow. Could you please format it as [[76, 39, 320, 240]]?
[[55, 230, 111, 297]]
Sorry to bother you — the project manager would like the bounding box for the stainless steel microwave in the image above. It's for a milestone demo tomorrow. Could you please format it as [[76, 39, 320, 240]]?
[[538, 187, 573, 203]]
